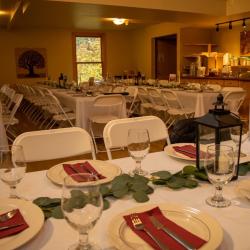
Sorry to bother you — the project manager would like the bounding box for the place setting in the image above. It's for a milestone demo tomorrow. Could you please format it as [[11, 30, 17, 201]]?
[[0, 145, 44, 250], [46, 159, 122, 186]]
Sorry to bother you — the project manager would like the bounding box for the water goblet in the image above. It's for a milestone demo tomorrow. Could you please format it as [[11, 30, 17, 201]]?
[[61, 173, 103, 250], [204, 144, 235, 208], [127, 128, 150, 176], [0, 145, 27, 199]]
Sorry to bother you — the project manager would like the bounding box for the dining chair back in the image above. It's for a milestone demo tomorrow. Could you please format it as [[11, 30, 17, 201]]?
[[89, 94, 126, 153], [103, 115, 171, 160], [223, 90, 246, 115], [13, 127, 96, 162], [161, 89, 194, 128]]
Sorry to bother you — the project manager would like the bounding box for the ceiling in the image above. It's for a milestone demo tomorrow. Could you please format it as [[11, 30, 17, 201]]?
[[0, 0, 250, 30]]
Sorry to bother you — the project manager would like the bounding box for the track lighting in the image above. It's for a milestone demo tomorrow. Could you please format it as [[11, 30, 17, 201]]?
[[229, 21, 232, 30], [242, 19, 246, 29], [215, 17, 249, 32]]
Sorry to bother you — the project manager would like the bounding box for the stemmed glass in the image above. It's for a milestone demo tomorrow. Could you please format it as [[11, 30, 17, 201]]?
[[61, 173, 103, 250], [204, 144, 235, 208], [0, 145, 27, 199], [127, 128, 150, 176]]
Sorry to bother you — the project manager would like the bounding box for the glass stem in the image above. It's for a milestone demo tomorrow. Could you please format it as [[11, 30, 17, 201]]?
[[9, 185, 18, 198], [79, 231, 89, 250], [214, 184, 223, 201], [135, 160, 142, 173]]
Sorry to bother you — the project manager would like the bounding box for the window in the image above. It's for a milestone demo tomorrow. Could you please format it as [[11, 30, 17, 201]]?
[[73, 33, 105, 83]]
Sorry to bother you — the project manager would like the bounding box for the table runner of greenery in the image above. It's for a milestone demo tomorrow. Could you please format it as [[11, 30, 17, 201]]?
[[33, 162, 250, 219]]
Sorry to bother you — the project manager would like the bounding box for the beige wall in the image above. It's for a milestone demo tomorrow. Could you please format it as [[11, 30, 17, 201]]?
[[0, 28, 134, 84], [130, 22, 183, 78], [211, 25, 242, 57]]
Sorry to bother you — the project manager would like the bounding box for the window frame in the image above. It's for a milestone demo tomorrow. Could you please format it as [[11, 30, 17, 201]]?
[[72, 32, 106, 82]]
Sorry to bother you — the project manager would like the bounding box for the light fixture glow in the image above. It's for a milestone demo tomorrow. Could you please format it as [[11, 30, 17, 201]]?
[[0, 10, 9, 15], [113, 18, 126, 25]]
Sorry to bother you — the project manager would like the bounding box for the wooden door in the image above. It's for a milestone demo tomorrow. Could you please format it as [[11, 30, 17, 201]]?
[[155, 35, 177, 79]]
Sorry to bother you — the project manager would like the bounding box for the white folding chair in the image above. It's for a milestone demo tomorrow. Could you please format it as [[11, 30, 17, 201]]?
[[223, 90, 246, 115], [125, 86, 139, 117], [147, 88, 168, 121], [161, 89, 194, 128], [13, 127, 96, 162], [89, 94, 126, 153], [103, 115, 171, 160], [137, 87, 154, 115]]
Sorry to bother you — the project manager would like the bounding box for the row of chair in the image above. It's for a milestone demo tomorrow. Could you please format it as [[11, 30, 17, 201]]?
[[13, 116, 169, 162], [0, 85, 23, 141]]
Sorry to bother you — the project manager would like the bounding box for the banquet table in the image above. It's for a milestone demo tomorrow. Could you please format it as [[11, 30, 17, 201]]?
[[170, 90, 219, 117], [51, 89, 127, 130], [0, 141, 250, 250]]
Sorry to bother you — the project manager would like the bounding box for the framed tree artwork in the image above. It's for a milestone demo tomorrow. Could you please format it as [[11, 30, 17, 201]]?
[[15, 48, 47, 78], [240, 31, 250, 56]]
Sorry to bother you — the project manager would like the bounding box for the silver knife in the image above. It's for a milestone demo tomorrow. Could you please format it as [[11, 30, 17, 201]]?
[[0, 223, 24, 231], [150, 216, 196, 250]]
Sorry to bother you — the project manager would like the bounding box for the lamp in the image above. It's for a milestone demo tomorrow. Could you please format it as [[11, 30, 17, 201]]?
[[215, 17, 249, 32], [113, 18, 126, 25], [195, 94, 243, 180]]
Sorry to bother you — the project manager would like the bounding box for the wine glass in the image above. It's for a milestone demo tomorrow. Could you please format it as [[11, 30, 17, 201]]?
[[230, 125, 249, 157], [204, 144, 235, 208], [61, 173, 103, 250], [0, 145, 27, 199], [127, 128, 150, 176]]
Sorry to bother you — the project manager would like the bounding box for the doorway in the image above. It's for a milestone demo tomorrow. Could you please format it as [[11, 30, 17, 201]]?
[[155, 34, 177, 79]]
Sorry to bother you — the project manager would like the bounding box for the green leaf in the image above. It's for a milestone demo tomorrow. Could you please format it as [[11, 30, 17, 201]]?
[[145, 186, 154, 194], [112, 185, 129, 198], [238, 165, 250, 176], [111, 174, 132, 186], [51, 206, 64, 219], [33, 197, 53, 207], [152, 179, 167, 185], [182, 165, 197, 175], [194, 172, 208, 181], [133, 191, 149, 203], [167, 177, 185, 189], [100, 185, 111, 197], [130, 180, 149, 192], [133, 174, 149, 184], [184, 179, 198, 188], [103, 199, 110, 210], [151, 171, 172, 180]]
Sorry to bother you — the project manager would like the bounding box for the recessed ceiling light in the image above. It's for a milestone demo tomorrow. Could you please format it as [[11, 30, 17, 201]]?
[[113, 18, 126, 25]]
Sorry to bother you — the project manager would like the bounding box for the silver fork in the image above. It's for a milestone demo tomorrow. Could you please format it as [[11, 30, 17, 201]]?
[[131, 214, 168, 250]]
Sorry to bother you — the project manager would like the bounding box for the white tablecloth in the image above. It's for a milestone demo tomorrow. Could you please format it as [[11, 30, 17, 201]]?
[[0, 102, 8, 148], [0, 141, 250, 249], [173, 90, 219, 117], [52, 89, 127, 130]]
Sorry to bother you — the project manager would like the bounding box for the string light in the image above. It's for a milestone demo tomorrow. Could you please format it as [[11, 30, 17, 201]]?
[[215, 17, 249, 31]]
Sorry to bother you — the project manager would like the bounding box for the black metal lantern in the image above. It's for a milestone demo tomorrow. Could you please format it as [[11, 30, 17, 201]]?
[[195, 94, 243, 179]]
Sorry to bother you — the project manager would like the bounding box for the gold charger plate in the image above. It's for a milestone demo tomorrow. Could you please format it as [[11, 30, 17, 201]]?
[[108, 203, 223, 250], [0, 198, 44, 250], [46, 159, 122, 186]]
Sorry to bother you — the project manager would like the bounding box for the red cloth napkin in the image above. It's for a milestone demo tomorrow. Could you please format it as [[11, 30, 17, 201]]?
[[0, 209, 29, 239], [173, 145, 206, 159], [124, 207, 207, 250], [63, 161, 106, 182]]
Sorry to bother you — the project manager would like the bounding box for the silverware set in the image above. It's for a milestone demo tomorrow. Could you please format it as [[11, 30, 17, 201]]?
[[131, 214, 196, 250]]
